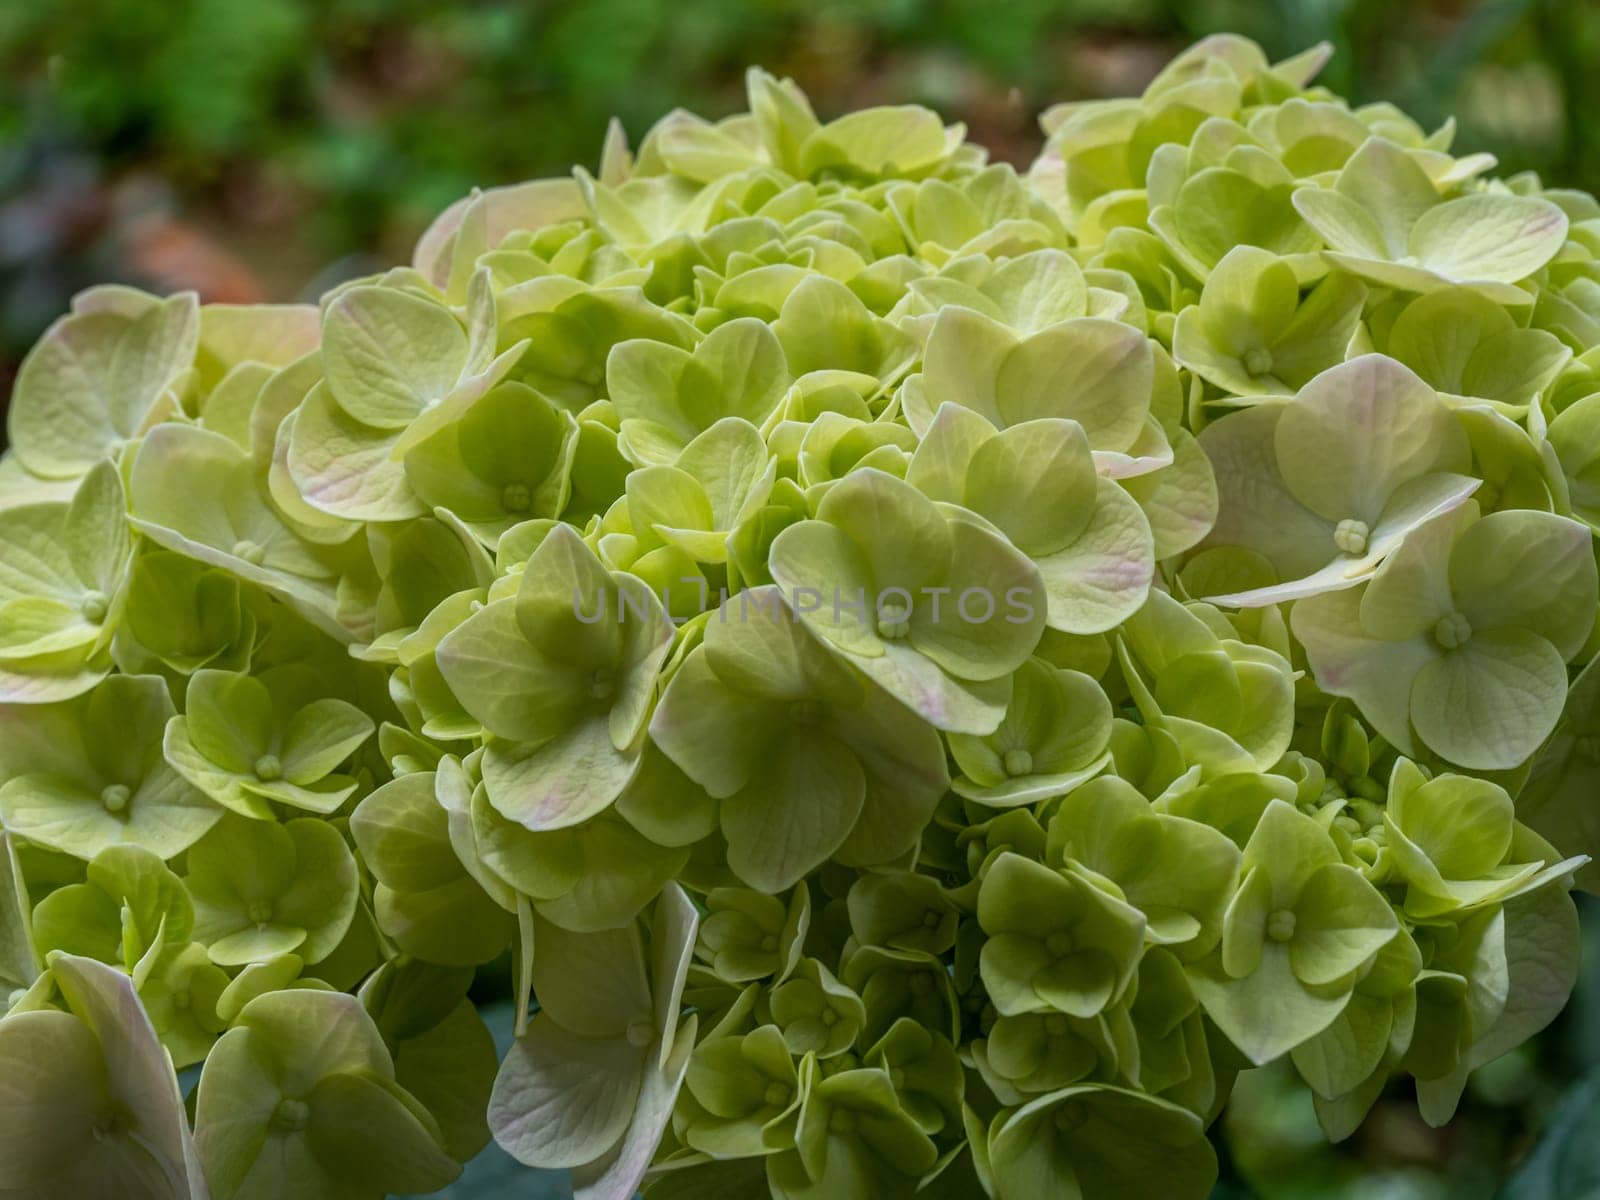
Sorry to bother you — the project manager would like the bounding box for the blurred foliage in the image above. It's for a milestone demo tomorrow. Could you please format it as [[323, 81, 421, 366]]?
[[440, 898, 1600, 1198], [1215, 899, 1600, 1199], [5, 2, 1600, 1193], [4, 0, 1600, 397]]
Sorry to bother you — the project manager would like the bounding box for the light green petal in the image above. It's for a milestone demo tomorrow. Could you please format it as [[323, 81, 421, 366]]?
[[1122, 428, 1218, 560], [1291, 585, 1436, 756], [1032, 480, 1155, 634], [1187, 943, 1350, 1066], [304, 1068, 460, 1195], [1332, 136, 1441, 255], [1197, 245, 1301, 355], [965, 419, 1098, 557], [321, 285, 467, 429], [1198, 404, 1335, 583], [1391, 773, 1515, 881], [279, 699, 374, 786], [10, 293, 197, 479], [722, 731, 866, 892], [483, 714, 641, 831], [1291, 991, 1396, 1101], [434, 597, 587, 744], [1356, 500, 1467, 640], [186, 669, 275, 774], [1448, 511, 1597, 659], [995, 318, 1153, 452], [1408, 193, 1568, 284], [488, 1016, 646, 1169], [1274, 355, 1464, 524], [987, 1085, 1215, 1200], [1410, 628, 1569, 770], [1290, 864, 1398, 987], [287, 382, 424, 522]]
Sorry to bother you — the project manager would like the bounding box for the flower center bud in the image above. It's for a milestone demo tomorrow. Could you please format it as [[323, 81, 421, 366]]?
[[1432, 612, 1472, 650], [1002, 749, 1034, 777], [80, 590, 109, 623], [248, 900, 274, 925], [588, 669, 615, 701], [764, 1083, 791, 1108], [254, 754, 282, 782], [1333, 518, 1370, 556], [1046, 930, 1077, 958], [922, 910, 943, 930], [1242, 347, 1274, 377], [581, 364, 604, 388], [759, 935, 778, 953], [172, 989, 191, 1011], [821, 1009, 838, 1027], [231, 539, 267, 566], [500, 483, 532, 513], [1266, 909, 1297, 942], [272, 1098, 310, 1133], [625, 1016, 654, 1048], [100, 784, 131, 815], [1045, 1013, 1071, 1037], [876, 597, 912, 640]]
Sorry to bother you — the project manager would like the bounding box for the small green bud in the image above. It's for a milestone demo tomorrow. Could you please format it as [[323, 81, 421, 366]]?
[[1432, 612, 1472, 650], [1333, 519, 1370, 556]]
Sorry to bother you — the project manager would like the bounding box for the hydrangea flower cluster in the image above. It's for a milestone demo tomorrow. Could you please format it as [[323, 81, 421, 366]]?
[[2, 33, 1598, 1200]]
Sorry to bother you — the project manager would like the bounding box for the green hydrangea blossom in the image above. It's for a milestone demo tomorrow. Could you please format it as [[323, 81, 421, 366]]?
[[31, 844, 194, 974], [1197, 354, 1479, 605], [0, 461, 131, 701], [1174, 244, 1367, 396], [1, 31, 1598, 1200], [1374, 289, 1572, 414], [0, 674, 220, 860], [194, 989, 461, 1199], [183, 813, 360, 967], [1188, 798, 1398, 1064], [1118, 589, 1297, 775], [1290, 136, 1569, 305], [8, 289, 199, 481], [946, 657, 1112, 806], [0, 953, 208, 1198], [650, 585, 948, 890], [767, 467, 1046, 733], [163, 666, 374, 818], [1293, 503, 1597, 769]]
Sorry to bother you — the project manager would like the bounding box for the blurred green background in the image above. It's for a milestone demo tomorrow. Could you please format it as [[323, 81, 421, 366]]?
[[5, 1, 1600, 1195], [5, 0, 1600, 402]]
